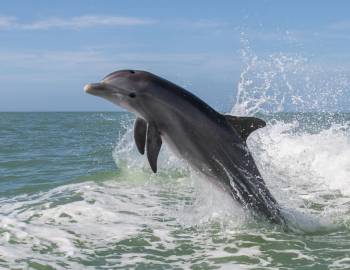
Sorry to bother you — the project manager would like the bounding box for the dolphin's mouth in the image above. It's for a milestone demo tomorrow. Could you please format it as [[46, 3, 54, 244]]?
[[84, 83, 107, 96], [84, 82, 130, 97]]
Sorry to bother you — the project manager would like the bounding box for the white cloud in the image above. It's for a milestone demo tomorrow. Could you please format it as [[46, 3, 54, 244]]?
[[0, 16, 17, 28], [0, 50, 222, 68], [0, 15, 154, 30], [0, 50, 107, 69], [0, 49, 240, 84], [173, 19, 229, 30], [328, 20, 350, 30], [0, 16, 231, 32], [189, 20, 228, 29]]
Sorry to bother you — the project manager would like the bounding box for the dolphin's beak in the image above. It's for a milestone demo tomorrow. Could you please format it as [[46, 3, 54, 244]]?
[[84, 83, 106, 95]]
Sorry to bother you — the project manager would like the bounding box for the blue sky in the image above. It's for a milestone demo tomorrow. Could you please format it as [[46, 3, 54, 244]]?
[[1, 0, 350, 111]]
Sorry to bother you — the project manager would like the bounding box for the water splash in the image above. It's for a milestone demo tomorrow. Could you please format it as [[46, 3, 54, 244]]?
[[108, 36, 350, 232], [112, 117, 190, 175], [232, 35, 349, 116], [1, 39, 350, 268], [231, 36, 350, 230]]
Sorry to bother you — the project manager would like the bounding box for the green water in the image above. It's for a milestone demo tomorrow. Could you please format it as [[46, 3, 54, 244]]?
[[0, 112, 350, 269]]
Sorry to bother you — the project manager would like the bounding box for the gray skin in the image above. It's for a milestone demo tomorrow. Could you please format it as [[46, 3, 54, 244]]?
[[85, 69, 286, 226]]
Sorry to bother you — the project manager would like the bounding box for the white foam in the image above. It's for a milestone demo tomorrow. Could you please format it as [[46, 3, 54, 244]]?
[[0, 171, 251, 268], [247, 121, 350, 225], [2, 36, 350, 269]]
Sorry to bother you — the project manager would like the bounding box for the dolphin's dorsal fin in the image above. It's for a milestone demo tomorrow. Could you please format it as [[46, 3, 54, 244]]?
[[134, 117, 147, 155], [146, 122, 162, 173], [225, 115, 266, 141]]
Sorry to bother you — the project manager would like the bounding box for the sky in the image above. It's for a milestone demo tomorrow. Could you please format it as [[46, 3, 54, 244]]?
[[1, 0, 350, 112]]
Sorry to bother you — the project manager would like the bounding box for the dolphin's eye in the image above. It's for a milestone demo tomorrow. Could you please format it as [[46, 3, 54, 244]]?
[[129, 70, 135, 74], [129, 93, 136, 98]]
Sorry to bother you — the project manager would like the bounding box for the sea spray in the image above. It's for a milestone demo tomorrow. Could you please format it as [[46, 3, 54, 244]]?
[[232, 35, 349, 115], [1, 41, 350, 269], [232, 36, 350, 230]]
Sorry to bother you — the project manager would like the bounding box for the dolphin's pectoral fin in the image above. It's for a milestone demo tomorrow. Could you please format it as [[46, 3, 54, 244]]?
[[134, 117, 147, 155], [146, 122, 162, 173], [225, 115, 266, 141]]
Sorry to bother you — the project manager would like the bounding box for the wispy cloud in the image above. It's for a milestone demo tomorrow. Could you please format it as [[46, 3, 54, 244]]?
[[0, 15, 228, 31], [0, 16, 16, 28], [0, 50, 221, 68], [0, 50, 107, 69], [172, 19, 230, 30], [0, 15, 154, 30], [0, 49, 240, 83], [327, 20, 350, 30], [188, 19, 228, 29]]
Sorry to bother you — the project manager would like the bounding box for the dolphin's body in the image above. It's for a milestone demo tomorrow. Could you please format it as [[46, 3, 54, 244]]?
[[85, 70, 285, 225]]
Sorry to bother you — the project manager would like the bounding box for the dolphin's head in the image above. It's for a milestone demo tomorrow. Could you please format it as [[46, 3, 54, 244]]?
[[84, 70, 153, 114]]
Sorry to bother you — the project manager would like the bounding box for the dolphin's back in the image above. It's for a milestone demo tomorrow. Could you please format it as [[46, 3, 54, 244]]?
[[179, 115, 284, 224], [148, 73, 224, 122], [91, 69, 286, 226], [145, 76, 285, 224]]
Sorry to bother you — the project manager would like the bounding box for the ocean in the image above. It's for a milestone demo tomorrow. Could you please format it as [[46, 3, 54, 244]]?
[[1, 111, 350, 269]]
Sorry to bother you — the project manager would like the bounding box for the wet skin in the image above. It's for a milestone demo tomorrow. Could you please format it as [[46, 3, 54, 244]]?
[[85, 70, 286, 225]]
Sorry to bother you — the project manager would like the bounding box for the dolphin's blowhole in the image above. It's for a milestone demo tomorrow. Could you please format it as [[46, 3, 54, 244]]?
[[85, 69, 286, 226]]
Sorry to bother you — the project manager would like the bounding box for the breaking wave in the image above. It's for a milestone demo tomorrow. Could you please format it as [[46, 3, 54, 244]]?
[[1, 37, 350, 268]]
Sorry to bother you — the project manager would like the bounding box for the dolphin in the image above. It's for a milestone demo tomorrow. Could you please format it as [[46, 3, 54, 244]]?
[[85, 70, 286, 225]]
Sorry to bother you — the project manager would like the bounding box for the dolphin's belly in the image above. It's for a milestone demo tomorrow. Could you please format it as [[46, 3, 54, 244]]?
[[162, 130, 233, 194], [161, 130, 213, 173], [160, 119, 284, 221], [160, 118, 242, 182]]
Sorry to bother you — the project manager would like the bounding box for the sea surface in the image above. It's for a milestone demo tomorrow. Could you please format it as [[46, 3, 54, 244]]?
[[1, 111, 350, 269]]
